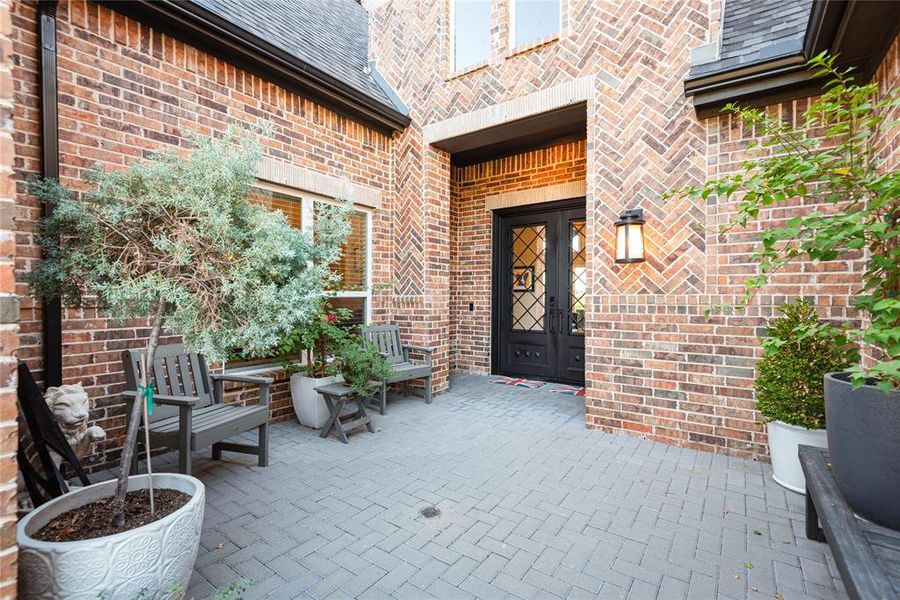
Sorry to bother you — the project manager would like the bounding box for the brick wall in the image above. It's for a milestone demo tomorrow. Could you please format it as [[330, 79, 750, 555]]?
[[370, 0, 899, 459], [371, 1, 715, 402], [0, 0, 16, 593], [11, 0, 394, 470], [450, 140, 586, 373]]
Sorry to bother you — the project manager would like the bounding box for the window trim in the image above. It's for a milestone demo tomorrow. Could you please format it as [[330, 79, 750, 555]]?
[[508, 0, 562, 52], [226, 182, 373, 372], [449, 0, 492, 75]]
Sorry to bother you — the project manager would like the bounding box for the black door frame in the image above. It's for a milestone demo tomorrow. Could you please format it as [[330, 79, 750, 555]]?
[[490, 197, 587, 379]]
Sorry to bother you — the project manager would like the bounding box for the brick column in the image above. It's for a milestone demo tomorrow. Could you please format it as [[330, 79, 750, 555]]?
[[421, 146, 451, 392], [0, 0, 18, 594]]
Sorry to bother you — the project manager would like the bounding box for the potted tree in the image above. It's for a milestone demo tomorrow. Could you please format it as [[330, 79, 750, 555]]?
[[18, 125, 349, 598], [669, 54, 899, 528], [277, 300, 353, 428], [755, 299, 849, 493]]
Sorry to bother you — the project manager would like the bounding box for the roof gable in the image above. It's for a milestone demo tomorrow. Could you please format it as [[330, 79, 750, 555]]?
[[690, 0, 813, 78]]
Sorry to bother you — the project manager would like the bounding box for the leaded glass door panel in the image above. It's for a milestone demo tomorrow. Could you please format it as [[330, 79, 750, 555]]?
[[495, 203, 585, 384]]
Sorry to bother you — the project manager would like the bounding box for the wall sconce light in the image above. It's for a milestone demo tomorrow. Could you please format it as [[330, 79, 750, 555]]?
[[615, 208, 645, 264]]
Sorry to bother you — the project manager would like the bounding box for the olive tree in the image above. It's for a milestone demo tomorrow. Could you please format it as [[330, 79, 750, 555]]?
[[28, 125, 349, 528]]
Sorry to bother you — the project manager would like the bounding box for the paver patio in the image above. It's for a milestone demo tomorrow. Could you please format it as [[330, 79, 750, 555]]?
[[143, 375, 847, 599]]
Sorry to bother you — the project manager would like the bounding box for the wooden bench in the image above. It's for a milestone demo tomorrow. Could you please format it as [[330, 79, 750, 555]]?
[[361, 324, 433, 415], [123, 344, 273, 475], [800, 445, 900, 599]]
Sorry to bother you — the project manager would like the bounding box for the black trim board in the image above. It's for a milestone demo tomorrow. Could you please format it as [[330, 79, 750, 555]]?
[[490, 197, 586, 379], [94, 0, 410, 134], [38, 0, 63, 388]]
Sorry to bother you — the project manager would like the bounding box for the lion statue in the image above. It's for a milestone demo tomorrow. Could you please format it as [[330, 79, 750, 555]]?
[[45, 383, 106, 462]]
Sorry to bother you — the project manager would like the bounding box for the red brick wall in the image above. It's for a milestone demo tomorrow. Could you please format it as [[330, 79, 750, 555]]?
[[450, 140, 586, 373], [370, 0, 898, 459], [371, 1, 714, 401], [0, 0, 17, 593], [11, 0, 394, 470]]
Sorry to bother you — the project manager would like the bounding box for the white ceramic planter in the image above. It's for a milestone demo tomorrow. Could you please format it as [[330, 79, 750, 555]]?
[[18, 473, 204, 600], [767, 421, 827, 494], [290, 372, 343, 429]]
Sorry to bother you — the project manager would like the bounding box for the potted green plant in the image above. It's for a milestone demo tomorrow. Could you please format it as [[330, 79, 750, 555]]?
[[756, 299, 850, 493], [668, 54, 899, 529], [334, 335, 391, 400], [19, 126, 349, 597], [277, 300, 353, 428]]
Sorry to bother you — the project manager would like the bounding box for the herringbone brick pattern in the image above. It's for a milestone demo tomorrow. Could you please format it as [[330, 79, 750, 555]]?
[[123, 376, 845, 599]]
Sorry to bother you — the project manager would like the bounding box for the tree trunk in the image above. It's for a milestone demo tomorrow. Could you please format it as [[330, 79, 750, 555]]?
[[111, 298, 165, 529]]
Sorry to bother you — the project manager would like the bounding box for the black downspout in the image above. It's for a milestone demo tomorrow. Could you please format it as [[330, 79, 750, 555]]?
[[38, 0, 63, 388]]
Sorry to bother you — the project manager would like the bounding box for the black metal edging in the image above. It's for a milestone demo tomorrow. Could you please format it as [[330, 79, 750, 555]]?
[[38, 0, 63, 388], [94, 0, 410, 134]]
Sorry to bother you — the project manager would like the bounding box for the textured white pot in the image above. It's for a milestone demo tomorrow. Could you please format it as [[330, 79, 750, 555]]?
[[290, 372, 342, 429], [18, 473, 204, 600], [768, 421, 827, 494]]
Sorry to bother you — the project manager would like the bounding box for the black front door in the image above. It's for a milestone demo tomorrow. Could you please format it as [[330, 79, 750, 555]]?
[[494, 202, 586, 384]]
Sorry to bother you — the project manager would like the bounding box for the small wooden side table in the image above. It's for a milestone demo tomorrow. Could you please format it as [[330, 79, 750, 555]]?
[[314, 382, 374, 443]]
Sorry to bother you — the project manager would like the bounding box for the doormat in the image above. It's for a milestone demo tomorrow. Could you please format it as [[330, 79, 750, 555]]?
[[490, 376, 546, 389], [548, 384, 585, 396]]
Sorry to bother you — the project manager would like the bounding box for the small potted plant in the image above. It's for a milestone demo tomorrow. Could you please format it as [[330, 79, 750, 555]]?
[[277, 300, 354, 428], [18, 126, 349, 598], [755, 299, 849, 493], [334, 335, 391, 400], [668, 54, 899, 529]]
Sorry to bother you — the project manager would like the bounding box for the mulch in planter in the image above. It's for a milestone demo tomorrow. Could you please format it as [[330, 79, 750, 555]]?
[[33, 488, 190, 542]]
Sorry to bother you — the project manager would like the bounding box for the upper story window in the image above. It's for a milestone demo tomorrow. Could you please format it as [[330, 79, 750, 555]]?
[[452, 0, 491, 71], [510, 0, 560, 48]]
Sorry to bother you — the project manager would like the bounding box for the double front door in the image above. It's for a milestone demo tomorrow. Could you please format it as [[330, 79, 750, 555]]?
[[495, 202, 586, 384]]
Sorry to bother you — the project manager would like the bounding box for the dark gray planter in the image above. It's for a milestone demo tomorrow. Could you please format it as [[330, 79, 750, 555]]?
[[824, 372, 900, 530]]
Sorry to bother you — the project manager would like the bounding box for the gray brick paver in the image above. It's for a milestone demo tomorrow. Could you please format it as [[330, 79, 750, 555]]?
[[175, 375, 847, 600]]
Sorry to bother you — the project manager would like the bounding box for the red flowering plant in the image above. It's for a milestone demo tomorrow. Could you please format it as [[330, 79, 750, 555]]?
[[276, 298, 353, 377]]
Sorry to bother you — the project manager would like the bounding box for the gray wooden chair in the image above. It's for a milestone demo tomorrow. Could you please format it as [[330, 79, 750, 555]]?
[[361, 324, 433, 415], [122, 344, 272, 475]]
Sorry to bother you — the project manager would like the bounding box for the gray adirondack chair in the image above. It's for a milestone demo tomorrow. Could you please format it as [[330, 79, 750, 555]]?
[[122, 344, 272, 475], [361, 324, 433, 415]]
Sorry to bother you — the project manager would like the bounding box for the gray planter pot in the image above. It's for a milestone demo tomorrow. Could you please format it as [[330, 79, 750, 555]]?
[[17, 473, 204, 599], [825, 372, 900, 530], [290, 372, 343, 429]]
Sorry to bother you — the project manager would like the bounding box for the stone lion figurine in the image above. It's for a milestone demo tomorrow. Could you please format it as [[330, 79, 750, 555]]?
[[45, 383, 106, 462]]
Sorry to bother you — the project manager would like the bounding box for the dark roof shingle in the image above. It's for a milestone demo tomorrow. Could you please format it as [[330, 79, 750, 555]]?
[[188, 0, 401, 112], [689, 0, 813, 78]]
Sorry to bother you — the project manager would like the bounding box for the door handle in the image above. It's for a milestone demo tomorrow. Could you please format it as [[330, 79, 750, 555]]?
[[548, 296, 556, 334], [559, 308, 567, 334]]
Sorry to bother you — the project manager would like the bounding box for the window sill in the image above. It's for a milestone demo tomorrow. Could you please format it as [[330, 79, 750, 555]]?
[[506, 34, 559, 59], [447, 60, 490, 81]]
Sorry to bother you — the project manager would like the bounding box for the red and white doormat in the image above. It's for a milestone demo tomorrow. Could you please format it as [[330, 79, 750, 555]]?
[[490, 376, 546, 389], [548, 384, 585, 396]]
